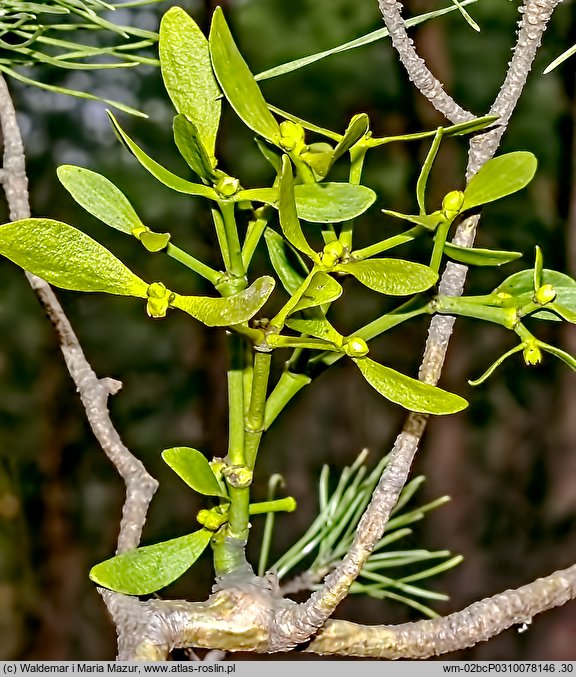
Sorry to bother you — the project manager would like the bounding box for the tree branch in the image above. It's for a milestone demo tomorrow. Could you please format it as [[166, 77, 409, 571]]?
[[0, 73, 157, 554], [265, 0, 564, 651], [306, 563, 576, 658]]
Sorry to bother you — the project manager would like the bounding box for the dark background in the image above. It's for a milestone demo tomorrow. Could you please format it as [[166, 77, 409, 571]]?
[[1, 0, 575, 660]]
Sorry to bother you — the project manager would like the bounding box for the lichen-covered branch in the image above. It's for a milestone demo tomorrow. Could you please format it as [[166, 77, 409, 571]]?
[[376, 0, 473, 124], [306, 563, 576, 658], [264, 0, 564, 651], [0, 73, 157, 555]]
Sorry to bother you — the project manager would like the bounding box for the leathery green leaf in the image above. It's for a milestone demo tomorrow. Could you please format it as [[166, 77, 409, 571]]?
[[209, 8, 280, 143], [160, 7, 221, 157], [494, 269, 576, 297], [354, 357, 468, 415], [278, 155, 317, 260], [162, 447, 228, 498], [462, 152, 537, 211], [171, 276, 275, 326], [89, 529, 212, 595], [108, 112, 219, 200], [239, 183, 376, 223], [0, 219, 148, 297], [264, 228, 307, 295], [57, 165, 143, 235], [286, 317, 343, 345], [332, 113, 369, 165], [382, 209, 444, 230], [338, 259, 438, 295], [292, 272, 342, 313], [173, 115, 219, 182], [295, 183, 376, 223], [444, 243, 522, 267], [494, 269, 576, 322]]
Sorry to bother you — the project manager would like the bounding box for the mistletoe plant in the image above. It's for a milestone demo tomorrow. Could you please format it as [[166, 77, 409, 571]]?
[[1, 3, 575, 647]]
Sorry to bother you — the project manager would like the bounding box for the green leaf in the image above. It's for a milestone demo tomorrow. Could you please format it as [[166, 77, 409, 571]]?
[[444, 243, 522, 267], [353, 357, 468, 415], [254, 138, 283, 173], [539, 341, 576, 370], [162, 447, 227, 498], [278, 155, 317, 260], [264, 228, 307, 295], [57, 165, 143, 235], [461, 152, 537, 211], [173, 115, 219, 182], [534, 245, 544, 290], [286, 317, 343, 345], [494, 269, 576, 297], [254, 0, 479, 82], [89, 529, 212, 595], [331, 113, 369, 166], [209, 8, 280, 143], [159, 7, 221, 158], [292, 272, 342, 313], [337, 259, 438, 295], [543, 43, 576, 75], [239, 182, 376, 224], [171, 276, 275, 326], [546, 301, 576, 324], [108, 112, 219, 200], [294, 183, 376, 223], [382, 209, 444, 230], [139, 231, 171, 253], [301, 142, 335, 179], [0, 64, 148, 118], [0, 219, 148, 297], [494, 269, 576, 322]]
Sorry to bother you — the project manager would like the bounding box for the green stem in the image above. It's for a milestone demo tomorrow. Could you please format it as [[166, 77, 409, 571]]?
[[166, 243, 221, 285], [211, 208, 230, 270], [266, 335, 340, 351], [244, 350, 272, 470], [249, 497, 296, 515], [433, 295, 518, 328], [242, 207, 271, 268], [430, 218, 452, 272], [219, 200, 245, 279], [264, 370, 312, 430], [265, 299, 430, 430], [340, 145, 368, 250], [215, 333, 250, 574], [416, 128, 443, 215], [352, 226, 424, 260], [270, 268, 317, 329]]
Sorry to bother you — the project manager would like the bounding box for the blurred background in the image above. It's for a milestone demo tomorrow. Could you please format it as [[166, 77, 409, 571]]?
[[0, 0, 575, 660]]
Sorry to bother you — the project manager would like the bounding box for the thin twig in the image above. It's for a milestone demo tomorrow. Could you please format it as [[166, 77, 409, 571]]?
[[377, 0, 473, 124], [0, 73, 157, 555]]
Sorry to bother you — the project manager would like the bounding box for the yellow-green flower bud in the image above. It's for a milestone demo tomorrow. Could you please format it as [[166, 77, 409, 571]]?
[[343, 337, 369, 358], [215, 176, 240, 199], [146, 282, 174, 319], [197, 508, 228, 531], [321, 240, 345, 267], [523, 343, 542, 366], [442, 190, 465, 218], [535, 283, 557, 305], [279, 120, 305, 152], [222, 465, 253, 489]]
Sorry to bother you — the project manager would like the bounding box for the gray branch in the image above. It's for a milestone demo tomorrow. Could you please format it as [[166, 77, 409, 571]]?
[[266, 0, 565, 652], [0, 74, 157, 555]]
